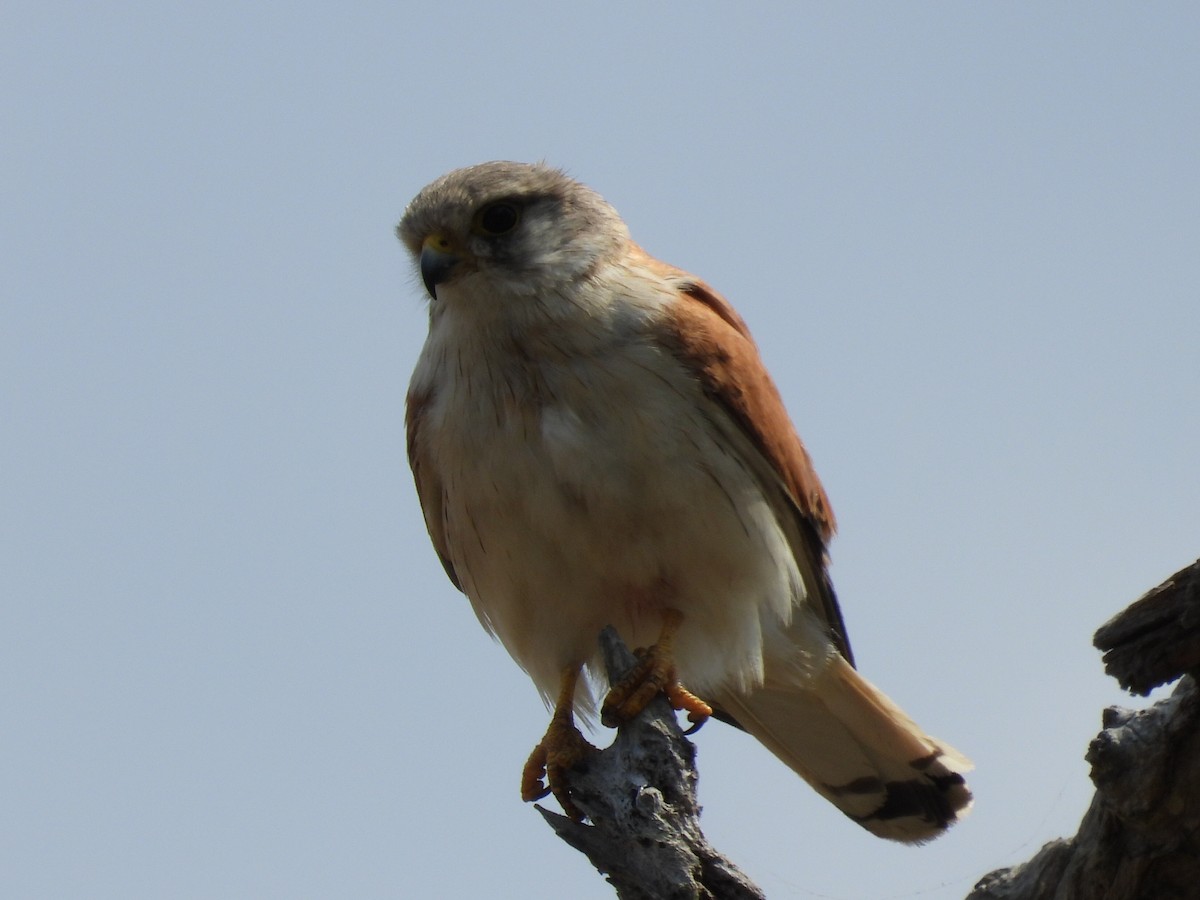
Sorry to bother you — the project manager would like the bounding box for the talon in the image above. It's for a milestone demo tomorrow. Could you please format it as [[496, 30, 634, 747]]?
[[521, 667, 597, 822], [667, 682, 713, 729], [600, 609, 713, 729], [519, 753, 552, 802]]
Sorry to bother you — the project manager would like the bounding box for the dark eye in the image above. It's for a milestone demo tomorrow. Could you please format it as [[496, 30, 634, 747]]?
[[476, 202, 520, 236]]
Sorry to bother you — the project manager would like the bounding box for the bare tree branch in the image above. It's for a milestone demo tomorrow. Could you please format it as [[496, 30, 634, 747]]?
[[536, 627, 765, 900], [968, 558, 1200, 900], [1094, 558, 1200, 695], [536, 560, 1200, 899]]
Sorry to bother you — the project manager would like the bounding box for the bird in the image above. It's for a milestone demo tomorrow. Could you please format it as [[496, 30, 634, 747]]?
[[398, 161, 972, 842]]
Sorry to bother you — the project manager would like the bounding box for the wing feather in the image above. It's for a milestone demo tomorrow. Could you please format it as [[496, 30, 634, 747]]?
[[406, 387, 462, 591], [640, 249, 854, 664]]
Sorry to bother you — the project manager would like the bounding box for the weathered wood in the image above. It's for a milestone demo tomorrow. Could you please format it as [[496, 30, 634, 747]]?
[[537, 627, 765, 900], [968, 676, 1200, 899], [539, 560, 1200, 900], [1094, 558, 1200, 695], [969, 559, 1200, 900]]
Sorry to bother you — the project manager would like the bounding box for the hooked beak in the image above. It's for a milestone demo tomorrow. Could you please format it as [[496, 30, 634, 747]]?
[[419, 234, 460, 299]]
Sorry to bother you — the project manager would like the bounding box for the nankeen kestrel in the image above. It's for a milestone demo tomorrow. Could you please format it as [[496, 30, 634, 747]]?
[[398, 161, 972, 841]]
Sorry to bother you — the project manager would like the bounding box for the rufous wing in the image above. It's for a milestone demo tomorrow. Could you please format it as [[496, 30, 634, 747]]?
[[647, 249, 973, 841], [640, 246, 850, 661], [406, 386, 462, 591]]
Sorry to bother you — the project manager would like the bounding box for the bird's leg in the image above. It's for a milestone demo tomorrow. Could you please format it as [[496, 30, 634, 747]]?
[[600, 608, 713, 730], [520, 665, 597, 822]]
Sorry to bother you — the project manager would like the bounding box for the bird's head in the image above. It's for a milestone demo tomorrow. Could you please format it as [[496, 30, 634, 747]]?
[[397, 161, 630, 305]]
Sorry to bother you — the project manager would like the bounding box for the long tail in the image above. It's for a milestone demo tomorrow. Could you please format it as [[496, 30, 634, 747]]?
[[714, 655, 973, 843]]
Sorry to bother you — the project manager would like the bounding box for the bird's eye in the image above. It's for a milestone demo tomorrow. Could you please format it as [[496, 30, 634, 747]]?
[[476, 202, 521, 236]]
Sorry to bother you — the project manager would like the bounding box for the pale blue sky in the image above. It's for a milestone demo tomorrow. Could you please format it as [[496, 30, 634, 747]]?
[[3, 4, 1198, 898]]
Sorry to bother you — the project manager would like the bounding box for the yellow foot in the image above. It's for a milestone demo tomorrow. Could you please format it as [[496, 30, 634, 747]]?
[[600, 609, 714, 730], [520, 667, 598, 822]]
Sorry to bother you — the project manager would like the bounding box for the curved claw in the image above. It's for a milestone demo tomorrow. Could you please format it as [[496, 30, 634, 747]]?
[[521, 666, 597, 822], [519, 759, 553, 802], [601, 610, 713, 730], [521, 720, 596, 821], [667, 682, 713, 731]]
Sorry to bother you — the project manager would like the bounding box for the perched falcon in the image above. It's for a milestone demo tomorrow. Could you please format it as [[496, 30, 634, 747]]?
[[398, 161, 972, 841]]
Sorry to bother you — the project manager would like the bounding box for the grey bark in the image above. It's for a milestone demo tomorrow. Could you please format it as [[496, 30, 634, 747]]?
[[968, 558, 1200, 900], [537, 627, 765, 900], [540, 560, 1200, 900]]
